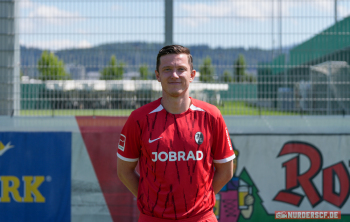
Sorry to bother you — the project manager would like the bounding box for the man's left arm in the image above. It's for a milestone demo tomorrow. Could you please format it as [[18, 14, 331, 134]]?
[[212, 159, 234, 194]]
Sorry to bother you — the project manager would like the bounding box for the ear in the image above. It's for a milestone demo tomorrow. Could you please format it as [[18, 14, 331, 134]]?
[[189, 69, 196, 82], [155, 70, 161, 82]]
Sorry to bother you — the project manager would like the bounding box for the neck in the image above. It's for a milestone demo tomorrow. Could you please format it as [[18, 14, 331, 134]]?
[[161, 95, 191, 114]]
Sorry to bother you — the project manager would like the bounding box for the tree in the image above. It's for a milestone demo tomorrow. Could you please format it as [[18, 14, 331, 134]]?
[[234, 54, 246, 82], [139, 64, 151, 80], [199, 56, 214, 82], [37, 51, 69, 80], [100, 55, 124, 80], [245, 73, 257, 83], [222, 70, 233, 82]]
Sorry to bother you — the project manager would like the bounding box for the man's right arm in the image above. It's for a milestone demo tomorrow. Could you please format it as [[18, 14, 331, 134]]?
[[117, 157, 139, 197]]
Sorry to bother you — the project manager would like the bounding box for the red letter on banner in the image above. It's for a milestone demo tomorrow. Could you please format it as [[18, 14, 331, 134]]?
[[274, 142, 323, 207], [323, 162, 350, 208]]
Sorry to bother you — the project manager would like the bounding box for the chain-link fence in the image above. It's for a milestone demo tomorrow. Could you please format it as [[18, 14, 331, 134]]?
[[1, 0, 350, 116]]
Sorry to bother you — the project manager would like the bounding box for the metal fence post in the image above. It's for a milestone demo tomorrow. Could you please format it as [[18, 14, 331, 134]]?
[[0, 0, 20, 116], [165, 0, 173, 46]]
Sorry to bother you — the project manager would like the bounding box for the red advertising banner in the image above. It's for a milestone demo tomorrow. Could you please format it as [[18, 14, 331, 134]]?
[[76, 116, 139, 222]]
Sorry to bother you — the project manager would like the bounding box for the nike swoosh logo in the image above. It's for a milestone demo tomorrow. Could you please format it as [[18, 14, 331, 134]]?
[[149, 137, 162, 143]]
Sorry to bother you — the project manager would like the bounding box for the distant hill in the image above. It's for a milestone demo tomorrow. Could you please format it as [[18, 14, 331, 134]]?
[[20, 42, 274, 79]]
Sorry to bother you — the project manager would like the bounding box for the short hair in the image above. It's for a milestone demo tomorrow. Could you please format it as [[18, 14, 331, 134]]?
[[156, 45, 193, 72]]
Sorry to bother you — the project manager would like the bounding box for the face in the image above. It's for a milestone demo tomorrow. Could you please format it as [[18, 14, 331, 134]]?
[[155, 53, 196, 98]]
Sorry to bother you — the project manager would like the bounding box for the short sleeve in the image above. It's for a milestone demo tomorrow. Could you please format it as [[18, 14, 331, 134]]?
[[117, 114, 142, 162], [211, 114, 235, 163]]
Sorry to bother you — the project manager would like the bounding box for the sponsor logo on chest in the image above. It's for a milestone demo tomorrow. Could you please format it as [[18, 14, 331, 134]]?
[[149, 130, 205, 162], [152, 151, 203, 162]]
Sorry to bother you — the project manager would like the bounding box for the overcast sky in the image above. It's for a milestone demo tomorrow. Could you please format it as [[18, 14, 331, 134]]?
[[18, 0, 350, 51]]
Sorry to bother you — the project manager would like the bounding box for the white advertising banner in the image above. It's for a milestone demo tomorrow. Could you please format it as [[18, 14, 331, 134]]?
[[231, 135, 350, 215]]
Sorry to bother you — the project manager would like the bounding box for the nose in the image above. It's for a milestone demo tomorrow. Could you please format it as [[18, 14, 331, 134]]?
[[170, 70, 179, 79]]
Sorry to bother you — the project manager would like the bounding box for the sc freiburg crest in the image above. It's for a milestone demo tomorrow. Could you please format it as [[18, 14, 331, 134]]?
[[195, 132, 204, 145]]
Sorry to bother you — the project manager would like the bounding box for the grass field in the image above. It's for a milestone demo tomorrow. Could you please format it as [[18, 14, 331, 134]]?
[[20, 101, 299, 116], [218, 101, 299, 116]]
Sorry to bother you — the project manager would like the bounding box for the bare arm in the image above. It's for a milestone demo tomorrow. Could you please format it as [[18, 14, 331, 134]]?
[[117, 157, 139, 197], [212, 159, 234, 194]]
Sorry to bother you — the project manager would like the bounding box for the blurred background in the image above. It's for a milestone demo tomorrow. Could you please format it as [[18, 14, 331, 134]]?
[[1, 0, 350, 116]]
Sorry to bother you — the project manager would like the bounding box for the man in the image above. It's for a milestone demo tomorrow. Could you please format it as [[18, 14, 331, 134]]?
[[117, 45, 236, 221]]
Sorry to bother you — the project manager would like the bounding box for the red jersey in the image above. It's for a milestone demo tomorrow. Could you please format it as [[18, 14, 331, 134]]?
[[117, 98, 235, 220]]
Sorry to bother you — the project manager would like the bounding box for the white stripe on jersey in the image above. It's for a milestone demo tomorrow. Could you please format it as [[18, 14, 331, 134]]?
[[189, 104, 205, 111], [213, 153, 236, 163], [117, 152, 139, 162], [149, 104, 205, 114], [149, 104, 164, 114]]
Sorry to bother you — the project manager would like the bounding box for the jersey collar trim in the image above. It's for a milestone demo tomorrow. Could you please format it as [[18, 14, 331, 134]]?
[[189, 104, 205, 112], [149, 98, 204, 114], [149, 104, 164, 114]]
